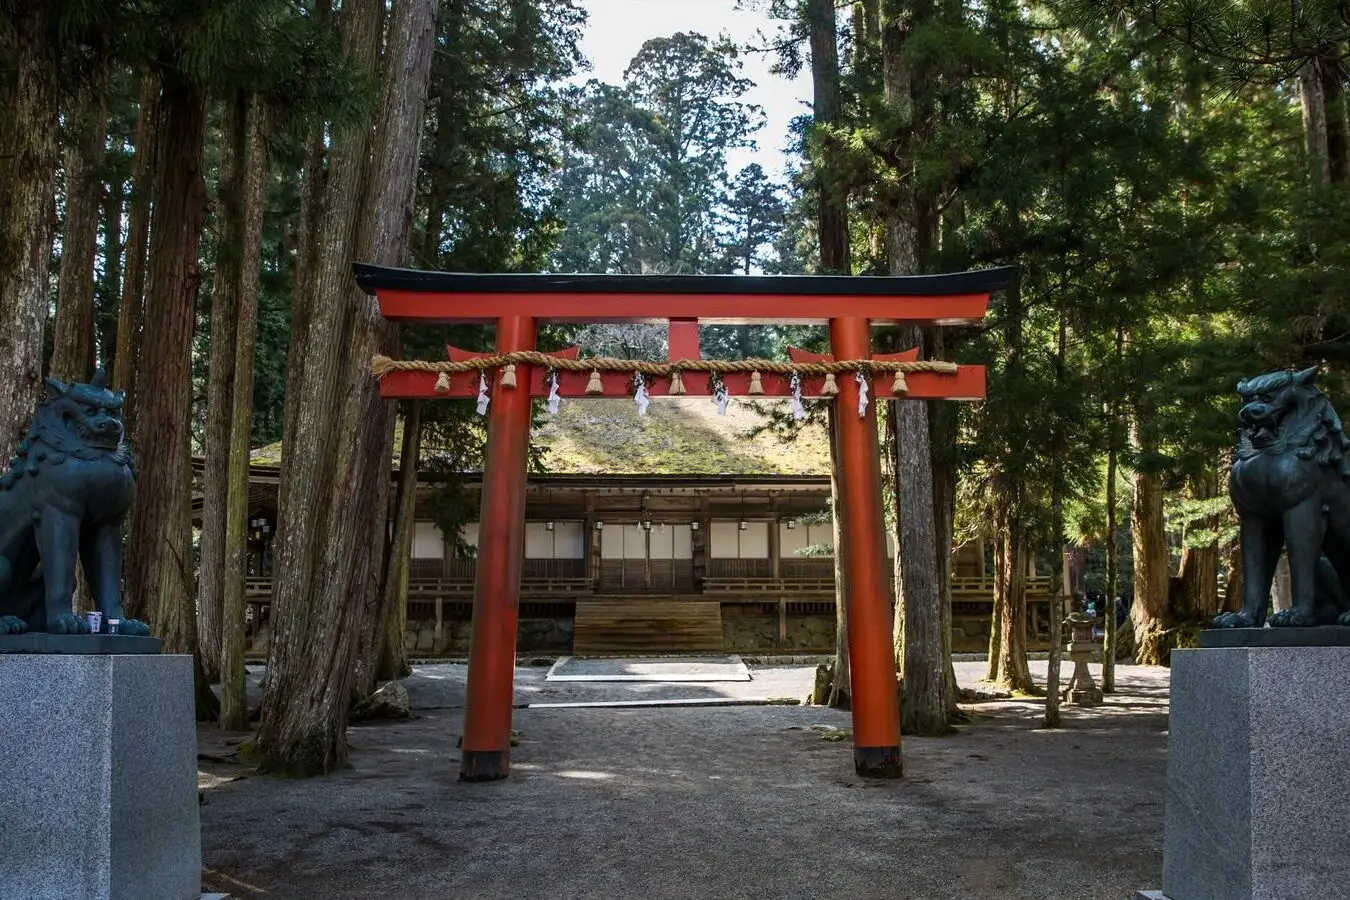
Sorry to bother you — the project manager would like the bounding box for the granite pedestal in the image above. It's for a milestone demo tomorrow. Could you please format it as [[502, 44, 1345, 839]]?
[[1139, 645, 1350, 900], [0, 654, 203, 899]]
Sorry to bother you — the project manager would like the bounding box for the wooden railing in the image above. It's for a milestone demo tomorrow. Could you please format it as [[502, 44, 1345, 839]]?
[[243, 572, 1055, 642], [246, 573, 1052, 604], [702, 577, 835, 593]]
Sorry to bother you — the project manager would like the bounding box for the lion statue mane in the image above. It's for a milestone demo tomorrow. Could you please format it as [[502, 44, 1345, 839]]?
[[0, 371, 148, 636], [1213, 366, 1350, 629]]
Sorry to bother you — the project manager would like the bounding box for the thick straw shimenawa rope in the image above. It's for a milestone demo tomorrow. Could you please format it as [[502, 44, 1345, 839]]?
[[370, 352, 959, 396]]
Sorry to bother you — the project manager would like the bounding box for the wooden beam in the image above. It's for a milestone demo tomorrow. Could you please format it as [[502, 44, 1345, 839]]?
[[372, 290, 992, 326], [378, 365, 986, 401]]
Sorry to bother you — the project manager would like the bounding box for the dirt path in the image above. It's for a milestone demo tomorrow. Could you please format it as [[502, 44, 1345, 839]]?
[[199, 661, 1167, 899]]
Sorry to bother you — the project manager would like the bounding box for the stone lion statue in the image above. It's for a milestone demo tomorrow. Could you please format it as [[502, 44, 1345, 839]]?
[[0, 371, 149, 636], [1214, 366, 1350, 629]]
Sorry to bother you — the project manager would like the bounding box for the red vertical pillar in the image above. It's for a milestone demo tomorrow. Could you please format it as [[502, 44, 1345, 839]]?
[[460, 315, 536, 781], [829, 316, 903, 778]]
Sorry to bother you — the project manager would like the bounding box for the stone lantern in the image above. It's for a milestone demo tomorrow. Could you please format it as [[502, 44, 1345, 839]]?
[[1063, 611, 1103, 706]]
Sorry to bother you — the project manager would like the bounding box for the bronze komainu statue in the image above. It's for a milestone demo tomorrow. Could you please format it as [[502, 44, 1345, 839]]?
[[0, 371, 148, 636], [1214, 366, 1350, 629]]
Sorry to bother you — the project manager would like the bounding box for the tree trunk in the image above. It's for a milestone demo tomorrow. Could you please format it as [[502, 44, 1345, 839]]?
[[0, 6, 59, 459], [993, 495, 1034, 691], [1103, 416, 1119, 691], [986, 539, 1003, 682], [890, 387, 946, 734], [1272, 555, 1292, 613], [815, 407, 851, 708], [1224, 542, 1243, 613], [112, 74, 160, 432], [417, 0, 464, 268], [928, 387, 960, 720], [1177, 469, 1221, 620], [221, 96, 267, 732], [367, 401, 423, 689], [1323, 59, 1348, 185], [805, 0, 851, 710], [879, 0, 947, 731], [199, 96, 244, 684], [52, 96, 108, 383], [122, 72, 210, 711], [279, 0, 330, 492], [99, 133, 126, 367], [1301, 59, 1331, 185], [807, 0, 847, 275], [1131, 417, 1172, 665], [255, 0, 436, 776], [1043, 312, 1068, 728]]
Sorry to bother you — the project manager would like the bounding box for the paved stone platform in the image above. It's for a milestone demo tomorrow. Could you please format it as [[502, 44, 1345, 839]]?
[[545, 654, 752, 682]]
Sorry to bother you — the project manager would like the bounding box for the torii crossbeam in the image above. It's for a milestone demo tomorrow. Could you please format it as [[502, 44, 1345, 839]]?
[[356, 263, 1015, 782]]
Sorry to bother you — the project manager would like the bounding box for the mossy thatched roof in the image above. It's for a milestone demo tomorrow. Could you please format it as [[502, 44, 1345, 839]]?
[[249, 398, 829, 476]]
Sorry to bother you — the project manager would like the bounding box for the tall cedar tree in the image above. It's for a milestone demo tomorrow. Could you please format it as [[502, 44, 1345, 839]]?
[[220, 96, 268, 731], [199, 98, 245, 682], [0, 5, 62, 460], [254, 0, 437, 776], [808, 0, 852, 709]]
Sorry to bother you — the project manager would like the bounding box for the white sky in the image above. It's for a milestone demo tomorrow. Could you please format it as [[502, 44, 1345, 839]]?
[[574, 0, 813, 181]]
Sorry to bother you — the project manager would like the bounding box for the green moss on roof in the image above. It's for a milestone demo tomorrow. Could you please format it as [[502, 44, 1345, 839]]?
[[533, 398, 828, 475], [249, 397, 830, 476]]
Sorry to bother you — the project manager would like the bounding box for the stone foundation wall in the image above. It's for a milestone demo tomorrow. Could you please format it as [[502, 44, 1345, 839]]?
[[721, 613, 836, 652], [402, 617, 573, 655], [953, 616, 992, 653], [247, 617, 573, 658]]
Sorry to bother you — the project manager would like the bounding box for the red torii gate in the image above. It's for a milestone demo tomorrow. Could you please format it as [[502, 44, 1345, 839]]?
[[356, 263, 1014, 782]]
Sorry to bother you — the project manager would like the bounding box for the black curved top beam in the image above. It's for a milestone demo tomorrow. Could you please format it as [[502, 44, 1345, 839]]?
[[352, 262, 1016, 297]]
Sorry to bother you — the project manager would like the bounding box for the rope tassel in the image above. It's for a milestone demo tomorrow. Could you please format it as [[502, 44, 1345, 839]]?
[[890, 369, 908, 395], [749, 371, 763, 394], [669, 370, 685, 395], [501, 364, 517, 388], [434, 371, 451, 393], [586, 370, 604, 394], [546, 371, 561, 414], [821, 373, 839, 396], [789, 371, 805, 421]]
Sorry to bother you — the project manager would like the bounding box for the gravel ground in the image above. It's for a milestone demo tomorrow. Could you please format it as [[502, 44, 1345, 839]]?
[[199, 660, 1168, 900]]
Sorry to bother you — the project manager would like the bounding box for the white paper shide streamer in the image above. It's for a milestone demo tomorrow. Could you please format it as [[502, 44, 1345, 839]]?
[[634, 372, 651, 416], [547, 371, 561, 414], [713, 376, 730, 415], [790, 371, 806, 421], [476, 372, 490, 416], [856, 370, 869, 417]]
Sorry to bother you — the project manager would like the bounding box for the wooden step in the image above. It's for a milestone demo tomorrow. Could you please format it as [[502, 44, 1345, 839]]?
[[572, 600, 724, 655]]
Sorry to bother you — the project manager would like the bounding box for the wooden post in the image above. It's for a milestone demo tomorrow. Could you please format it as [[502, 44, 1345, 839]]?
[[459, 315, 535, 781], [433, 595, 444, 652], [769, 515, 781, 580], [778, 598, 788, 647], [829, 316, 903, 778]]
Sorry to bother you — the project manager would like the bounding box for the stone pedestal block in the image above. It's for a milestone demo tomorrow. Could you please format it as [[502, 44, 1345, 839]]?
[[0, 654, 202, 899], [1144, 646, 1350, 900]]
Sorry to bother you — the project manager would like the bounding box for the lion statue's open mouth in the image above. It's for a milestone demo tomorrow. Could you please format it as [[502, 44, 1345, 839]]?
[[1239, 400, 1290, 449]]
